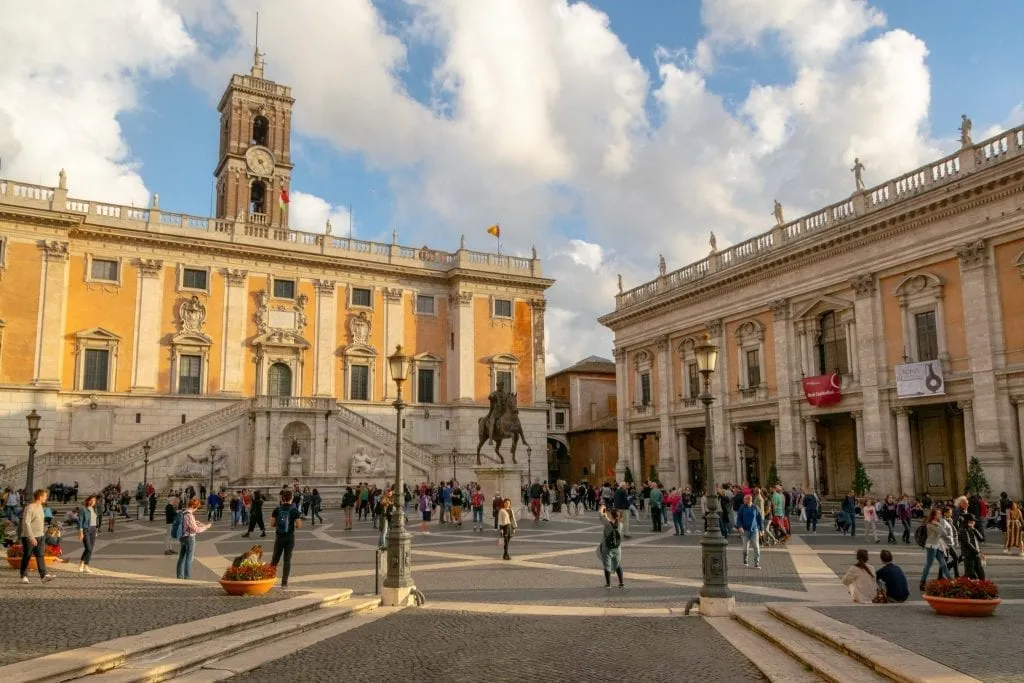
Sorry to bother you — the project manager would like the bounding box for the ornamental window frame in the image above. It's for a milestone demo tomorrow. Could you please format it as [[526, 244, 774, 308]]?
[[491, 297, 514, 320], [177, 264, 211, 294], [734, 319, 766, 392], [74, 327, 120, 392], [632, 349, 653, 407], [271, 275, 297, 301], [342, 346, 377, 402], [676, 337, 702, 402], [412, 352, 442, 404], [414, 293, 436, 316], [349, 285, 374, 310], [85, 254, 122, 286], [487, 353, 519, 393], [894, 272, 949, 367], [169, 331, 213, 395]]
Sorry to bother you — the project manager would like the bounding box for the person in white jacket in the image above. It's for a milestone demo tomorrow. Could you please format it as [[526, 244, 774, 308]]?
[[841, 548, 877, 602]]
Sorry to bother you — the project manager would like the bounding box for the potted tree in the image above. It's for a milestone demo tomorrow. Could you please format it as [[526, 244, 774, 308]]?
[[219, 560, 277, 596], [923, 577, 1001, 617]]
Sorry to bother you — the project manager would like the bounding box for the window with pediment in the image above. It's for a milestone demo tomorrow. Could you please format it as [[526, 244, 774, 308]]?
[[817, 311, 850, 375], [793, 295, 856, 381], [75, 328, 120, 392], [734, 320, 766, 392], [677, 337, 701, 403], [487, 353, 519, 393], [412, 352, 442, 403], [894, 272, 948, 365], [632, 349, 653, 406]]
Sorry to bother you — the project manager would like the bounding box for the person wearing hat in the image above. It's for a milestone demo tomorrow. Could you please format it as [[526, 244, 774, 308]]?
[[958, 513, 986, 580]]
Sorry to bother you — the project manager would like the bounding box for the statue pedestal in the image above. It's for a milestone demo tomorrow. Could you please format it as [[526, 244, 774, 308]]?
[[287, 456, 303, 477], [472, 463, 526, 501]]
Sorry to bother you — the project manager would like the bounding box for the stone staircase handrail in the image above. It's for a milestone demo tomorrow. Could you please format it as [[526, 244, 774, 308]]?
[[112, 400, 254, 465], [333, 403, 432, 474]]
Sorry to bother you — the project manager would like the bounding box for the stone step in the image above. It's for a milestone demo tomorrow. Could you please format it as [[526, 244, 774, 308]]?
[[766, 604, 984, 683], [707, 614, 826, 683], [733, 606, 891, 683], [86, 597, 381, 682], [0, 589, 359, 683]]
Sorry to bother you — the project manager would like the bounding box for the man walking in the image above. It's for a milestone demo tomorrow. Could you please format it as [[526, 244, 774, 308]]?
[[18, 489, 55, 583], [242, 490, 266, 538], [613, 482, 631, 538], [270, 490, 302, 589], [842, 490, 858, 537], [734, 494, 763, 569], [649, 483, 664, 532]]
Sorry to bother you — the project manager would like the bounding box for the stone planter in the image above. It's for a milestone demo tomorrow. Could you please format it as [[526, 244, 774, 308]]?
[[923, 594, 1001, 617], [6, 556, 36, 570], [218, 577, 276, 596]]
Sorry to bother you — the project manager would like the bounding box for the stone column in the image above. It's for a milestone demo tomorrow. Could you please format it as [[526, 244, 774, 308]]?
[[844, 316, 858, 383], [850, 275, 888, 463], [957, 240, 1006, 455], [448, 291, 474, 402], [770, 298, 799, 476], [130, 259, 163, 392], [313, 279, 337, 398], [530, 299, 547, 406], [707, 318, 729, 475], [221, 269, 249, 395], [631, 434, 642, 483], [33, 241, 70, 387], [803, 417, 817, 490], [1013, 396, 1024, 496], [771, 418, 781, 477], [733, 424, 746, 485], [852, 410, 865, 462], [382, 287, 404, 399], [656, 335, 673, 472], [676, 428, 689, 490], [895, 407, 916, 495], [958, 400, 976, 468], [614, 347, 629, 481]]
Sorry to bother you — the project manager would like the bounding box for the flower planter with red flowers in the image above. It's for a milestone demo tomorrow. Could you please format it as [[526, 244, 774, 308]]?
[[4, 545, 60, 569], [219, 562, 277, 596], [923, 577, 1001, 617]]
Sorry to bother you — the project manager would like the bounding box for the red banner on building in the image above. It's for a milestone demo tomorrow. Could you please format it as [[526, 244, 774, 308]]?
[[802, 373, 842, 407]]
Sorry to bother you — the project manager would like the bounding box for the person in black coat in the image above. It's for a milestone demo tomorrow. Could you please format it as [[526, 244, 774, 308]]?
[[242, 490, 265, 538], [958, 514, 985, 580]]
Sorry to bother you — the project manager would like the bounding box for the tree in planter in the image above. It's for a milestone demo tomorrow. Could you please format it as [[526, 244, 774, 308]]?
[[648, 464, 661, 486], [624, 466, 634, 485], [767, 463, 779, 488], [852, 460, 873, 497], [965, 457, 991, 497]]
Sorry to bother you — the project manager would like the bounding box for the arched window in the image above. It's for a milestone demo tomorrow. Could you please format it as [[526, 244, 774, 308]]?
[[817, 311, 849, 375], [250, 180, 267, 215], [252, 115, 270, 147], [267, 362, 292, 397]]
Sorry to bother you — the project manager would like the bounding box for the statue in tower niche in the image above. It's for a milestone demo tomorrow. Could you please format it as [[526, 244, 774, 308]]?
[[476, 380, 529, 465]]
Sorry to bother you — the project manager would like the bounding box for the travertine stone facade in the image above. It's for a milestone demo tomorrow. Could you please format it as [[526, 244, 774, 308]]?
[[0, 63, 553, 491], [601, 126, 1024, 498]]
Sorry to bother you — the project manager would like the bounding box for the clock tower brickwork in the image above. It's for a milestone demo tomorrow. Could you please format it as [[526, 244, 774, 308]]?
[[213, 55, 294, 229]]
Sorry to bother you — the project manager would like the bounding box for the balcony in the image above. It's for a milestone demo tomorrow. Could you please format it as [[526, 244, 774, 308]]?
[[737, 385, 770, 403], [630, 403, 656, 418]]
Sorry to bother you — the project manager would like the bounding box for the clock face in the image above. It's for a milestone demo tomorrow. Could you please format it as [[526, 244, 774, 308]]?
[[245, 147, 275, 176]]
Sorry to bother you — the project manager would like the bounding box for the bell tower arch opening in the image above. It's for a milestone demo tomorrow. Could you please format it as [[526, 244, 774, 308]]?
[[252, 115, 270, 147], [250, 180, 267, 217]]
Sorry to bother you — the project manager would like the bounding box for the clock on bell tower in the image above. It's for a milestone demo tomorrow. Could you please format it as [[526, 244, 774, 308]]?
[[213, 50, 295, 229]]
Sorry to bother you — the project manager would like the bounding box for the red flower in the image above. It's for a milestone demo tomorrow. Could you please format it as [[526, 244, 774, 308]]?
[[925, 577, 999, 599], [221, 563, 277, 581]]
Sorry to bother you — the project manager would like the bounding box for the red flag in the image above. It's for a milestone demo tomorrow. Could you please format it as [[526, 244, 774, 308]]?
[[279, 189, 290, 210]]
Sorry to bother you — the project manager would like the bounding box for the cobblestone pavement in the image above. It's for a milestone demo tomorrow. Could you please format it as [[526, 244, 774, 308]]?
[[0, 573, 293, 665], [228, 609, 764, 682], [817, 603, 1023, 683]]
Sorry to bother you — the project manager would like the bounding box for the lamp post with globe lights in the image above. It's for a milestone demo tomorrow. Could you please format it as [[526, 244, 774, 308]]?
[[143, 441, 152, 490], [25, 410, 42, 492], [383, 345, 416, 605]]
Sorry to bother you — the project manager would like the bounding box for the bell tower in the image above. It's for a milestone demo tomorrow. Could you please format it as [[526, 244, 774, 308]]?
[[213, 47, 295, 228]]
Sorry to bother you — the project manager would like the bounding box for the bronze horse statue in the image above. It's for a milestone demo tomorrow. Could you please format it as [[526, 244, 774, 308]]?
[[476, 393, 529, 465]]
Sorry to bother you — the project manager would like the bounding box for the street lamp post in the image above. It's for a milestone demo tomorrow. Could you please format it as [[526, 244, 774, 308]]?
[[450, 448, 457, 481], [383, 345, 415, 605], [143, 441, 151, 490], [527, 446, 533, 483], [25, 410, 41, 492], [208, 445, 219, 497], [685, 335, 734, 616], [809, 437, 819, 493]]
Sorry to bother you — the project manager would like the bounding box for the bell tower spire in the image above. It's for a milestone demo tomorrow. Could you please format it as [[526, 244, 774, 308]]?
[[213, 18, 294, 230]]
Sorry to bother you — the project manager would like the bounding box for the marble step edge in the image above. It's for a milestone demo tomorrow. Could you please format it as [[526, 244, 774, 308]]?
[[705, 613, 826, 683], [0, 589, 356, 683], [732, 606, 891, 683], [765, 604, 983, 683], [85, 597, 383, 683]]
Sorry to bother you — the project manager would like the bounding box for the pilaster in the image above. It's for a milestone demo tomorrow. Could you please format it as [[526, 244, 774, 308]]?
[[614, 347, 628, 481], [220, 269, 248, 395], [313, 279, 337, 398], [383, 287, 404, 399], [803, 416, 817, 490], [676, 428, 689, 490], [850, 274, 888, 464], [33, 241, 70, 387], [770, 298, 800, 470], [894, 407, 916, 495], [448, 290, 475, 402], [958, 400, 976, 469], [733, 424, 746, 485], [130, 259, 163, 392], [530, 299, 547, 406], [656, 335, 673, 472], [707, 318, 729, 472]]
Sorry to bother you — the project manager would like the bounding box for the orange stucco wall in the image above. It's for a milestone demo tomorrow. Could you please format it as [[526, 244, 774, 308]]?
[[473, 297, 535, 404], [0, 240, 42, 384], [995, 239, 1024, 366], [406, 292, 449, 402]]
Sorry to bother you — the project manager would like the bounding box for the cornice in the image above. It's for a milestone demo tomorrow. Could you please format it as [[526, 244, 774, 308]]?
[[600, 162, 1024, 329], [0, 205, 83, 230]]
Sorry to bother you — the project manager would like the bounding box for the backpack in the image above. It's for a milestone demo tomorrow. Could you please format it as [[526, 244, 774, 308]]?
[[914, 523, 928, 548], [170, 512, 183, 539], [605, 525, 622, 550], [275, 506, 293, 534]]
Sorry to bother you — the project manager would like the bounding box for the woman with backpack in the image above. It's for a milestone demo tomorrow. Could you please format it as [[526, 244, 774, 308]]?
[[597, 504, 625, 588]]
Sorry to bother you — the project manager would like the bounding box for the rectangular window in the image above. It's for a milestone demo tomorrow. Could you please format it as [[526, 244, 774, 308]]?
[[178, 355, 202, 395], [83, 349, 110, 391], [416, 367, 435, 403], [350, 364, 370, 401], [415, 294, 435, 315], [746, 349, 761, 388], [554, 411, 566, 428], [181, 268, 208, 291], [351, 287, 372, 308], [273, 278, 295, 299], [493, 298, 513, 318], [687, 362, 700, 399], [497, 370, 513, 392], [640, 372, 651, 406], [915, 311, 939, 362], [90, 258, 118, 282]]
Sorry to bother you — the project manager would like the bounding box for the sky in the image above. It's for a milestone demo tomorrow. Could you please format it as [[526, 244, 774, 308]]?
[[2, 0, 1023, 372]]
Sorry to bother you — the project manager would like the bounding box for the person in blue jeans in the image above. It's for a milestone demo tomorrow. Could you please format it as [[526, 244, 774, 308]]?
[[734, 494, 764, 569], [919, 508, 951, 591], [842, 491, 857, 537], [177, 498, 210, 580]]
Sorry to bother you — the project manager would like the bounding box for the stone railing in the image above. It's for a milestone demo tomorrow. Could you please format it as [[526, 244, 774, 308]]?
[[630, 403, 655, 418], [0, 178, 545, 279], [332, 403, 433, 474], [615, 124, 1024, 311], [253, 396, 334, 411], [112, 400, 254, 466]]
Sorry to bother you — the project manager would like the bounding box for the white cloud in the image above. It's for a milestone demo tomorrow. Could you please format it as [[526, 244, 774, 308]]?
[[0, 0, 194, 202], [288, 191, 353, 236], [3, 0, 1007, 373]]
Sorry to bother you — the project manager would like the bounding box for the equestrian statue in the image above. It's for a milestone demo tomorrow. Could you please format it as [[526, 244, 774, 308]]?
[[476, 380, 529, 465]]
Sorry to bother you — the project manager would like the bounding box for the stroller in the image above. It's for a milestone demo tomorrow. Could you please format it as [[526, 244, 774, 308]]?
[[835, 510, 852, 535]]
